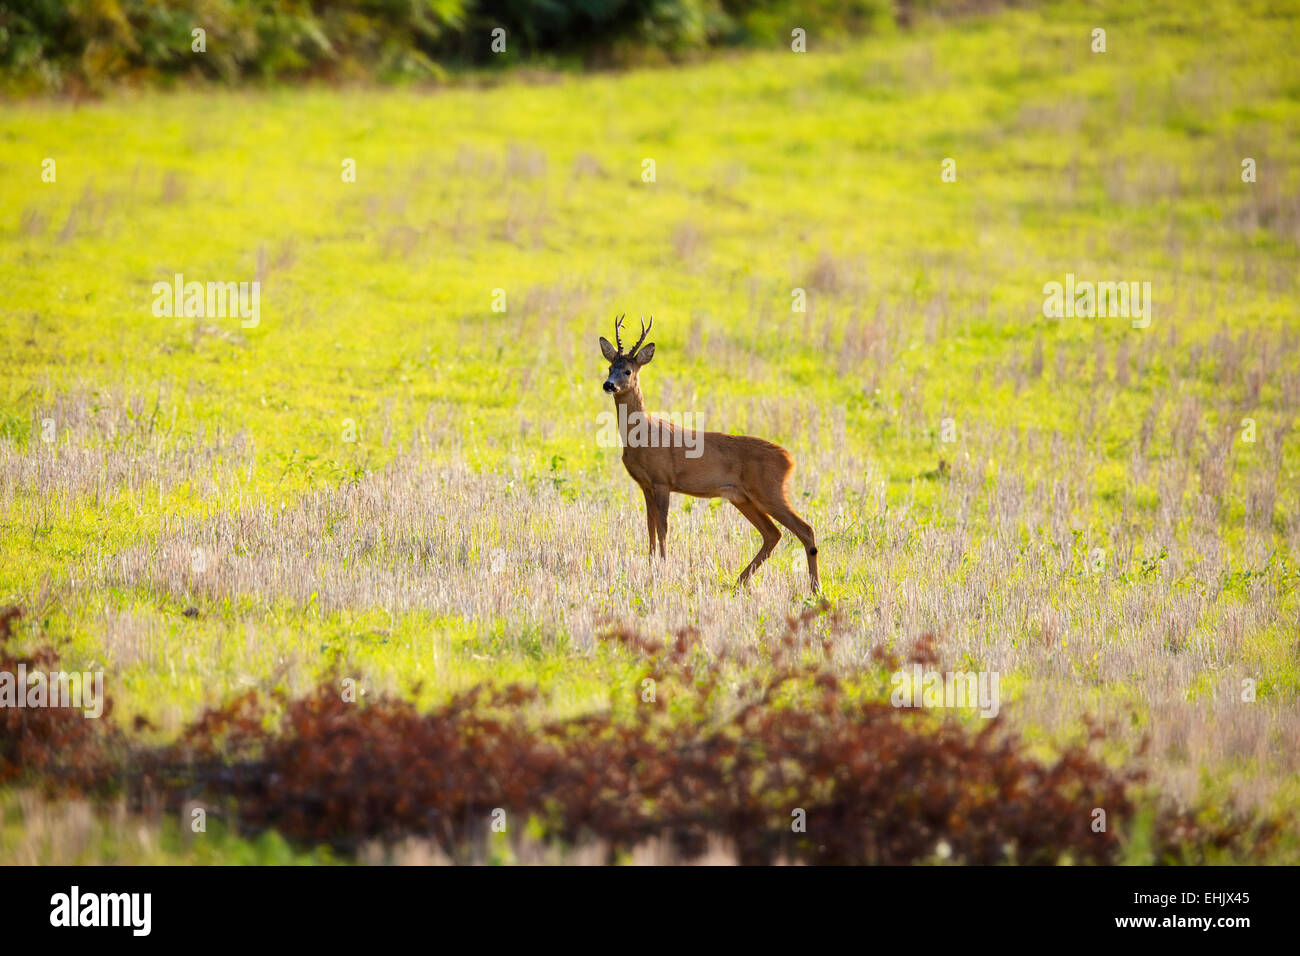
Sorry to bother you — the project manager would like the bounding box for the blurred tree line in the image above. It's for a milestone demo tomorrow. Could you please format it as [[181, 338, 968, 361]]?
[[0, 0, 911, 93]]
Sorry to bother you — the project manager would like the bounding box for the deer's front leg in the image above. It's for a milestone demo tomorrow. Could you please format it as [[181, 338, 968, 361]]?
[[641, 485, 659, 559], [652, 485, 671, 558]]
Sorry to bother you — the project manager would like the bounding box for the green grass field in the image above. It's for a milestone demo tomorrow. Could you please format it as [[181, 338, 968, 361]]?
[[2, 0, 1299, 862]]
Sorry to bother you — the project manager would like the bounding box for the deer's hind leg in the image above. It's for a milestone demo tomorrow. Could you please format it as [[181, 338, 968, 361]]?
[[764, 501, 820, 593], [652, 485, 671, 558], [732, 498, 782, 588]]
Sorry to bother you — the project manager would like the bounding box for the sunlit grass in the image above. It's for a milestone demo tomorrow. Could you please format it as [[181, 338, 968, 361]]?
[[1, 0, 1298, 861]]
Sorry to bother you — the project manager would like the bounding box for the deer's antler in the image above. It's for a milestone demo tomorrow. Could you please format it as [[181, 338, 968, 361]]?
[[613, 313, 627, 354], [628, 316, 653, 358]]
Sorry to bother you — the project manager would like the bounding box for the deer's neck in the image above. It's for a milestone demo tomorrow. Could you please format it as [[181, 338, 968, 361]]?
[[614, 386, 648, 445]]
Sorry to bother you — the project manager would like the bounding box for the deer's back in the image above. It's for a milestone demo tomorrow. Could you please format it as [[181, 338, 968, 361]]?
[[622, 422, 794, 502]]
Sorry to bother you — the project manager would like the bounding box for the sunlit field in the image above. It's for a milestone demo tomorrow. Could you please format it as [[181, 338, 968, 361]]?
[[2, 0, 1298, 863]]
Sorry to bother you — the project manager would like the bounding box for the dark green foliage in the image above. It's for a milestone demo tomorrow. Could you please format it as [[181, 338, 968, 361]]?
[[0, 0, 897, 93], [0, 0, 468, 90]]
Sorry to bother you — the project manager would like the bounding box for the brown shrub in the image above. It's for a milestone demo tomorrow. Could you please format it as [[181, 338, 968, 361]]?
[[131, 608, 1276, 864], [0, 607, 119, 794], [2, 603, 1279, 864]]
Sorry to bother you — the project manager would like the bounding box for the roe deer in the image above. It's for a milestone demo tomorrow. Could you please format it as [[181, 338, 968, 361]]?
[[599, 315, 820, 592]]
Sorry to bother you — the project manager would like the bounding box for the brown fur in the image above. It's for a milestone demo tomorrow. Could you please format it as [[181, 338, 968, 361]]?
[[600, 318, 819, 592]]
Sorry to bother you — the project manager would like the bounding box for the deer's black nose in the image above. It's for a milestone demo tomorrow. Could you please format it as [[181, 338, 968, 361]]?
[[603, 381, 616, 393]]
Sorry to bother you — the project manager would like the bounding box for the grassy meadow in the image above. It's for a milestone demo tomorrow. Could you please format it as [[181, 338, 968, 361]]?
[[1, 0, 1299, 862]]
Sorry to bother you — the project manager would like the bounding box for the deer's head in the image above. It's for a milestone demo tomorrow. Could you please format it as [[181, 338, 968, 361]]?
[[599, 314, 655, 395]]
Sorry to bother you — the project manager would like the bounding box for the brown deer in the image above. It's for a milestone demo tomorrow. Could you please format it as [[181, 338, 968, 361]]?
[[599, 315, 820, 592]]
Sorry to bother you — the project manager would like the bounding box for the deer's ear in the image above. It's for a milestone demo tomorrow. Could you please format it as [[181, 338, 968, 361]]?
[[599, 337, 619, 362], [633, 342, 655, 365]]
